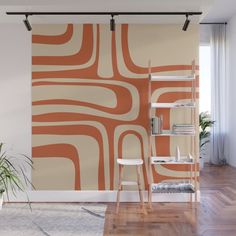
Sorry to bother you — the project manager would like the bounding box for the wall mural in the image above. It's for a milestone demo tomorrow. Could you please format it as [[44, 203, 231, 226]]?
[[32, 24, 199, 190]]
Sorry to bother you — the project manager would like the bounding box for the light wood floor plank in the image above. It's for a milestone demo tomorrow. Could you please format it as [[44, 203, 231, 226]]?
[[104, 164, 236, 236]]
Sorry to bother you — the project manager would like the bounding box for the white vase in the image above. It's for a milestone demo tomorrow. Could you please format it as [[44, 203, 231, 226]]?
[[175, 146, 180, 162]]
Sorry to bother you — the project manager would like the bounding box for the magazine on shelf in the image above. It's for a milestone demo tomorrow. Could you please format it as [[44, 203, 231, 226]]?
[[172, 124, 195, 134], [152, 181, 195, 193]]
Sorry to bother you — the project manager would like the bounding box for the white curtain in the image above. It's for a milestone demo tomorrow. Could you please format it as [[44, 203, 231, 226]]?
[[210, 24, 228, 165]]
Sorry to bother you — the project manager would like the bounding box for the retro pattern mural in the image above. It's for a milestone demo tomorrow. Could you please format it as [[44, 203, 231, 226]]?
[[32, 24, 199, 190]]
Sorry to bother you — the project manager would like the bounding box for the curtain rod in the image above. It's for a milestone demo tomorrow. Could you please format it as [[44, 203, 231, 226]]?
[[6, 11, 202, 16], [200, 22, 227, 25]]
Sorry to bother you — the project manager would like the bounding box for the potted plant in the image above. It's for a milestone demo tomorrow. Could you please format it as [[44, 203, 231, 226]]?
[[0, 142, 33, 209], [199, 112, 215, 169]]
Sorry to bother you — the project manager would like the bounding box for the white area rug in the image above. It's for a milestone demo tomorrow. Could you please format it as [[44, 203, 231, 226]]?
[[0, 203, 106, 236]]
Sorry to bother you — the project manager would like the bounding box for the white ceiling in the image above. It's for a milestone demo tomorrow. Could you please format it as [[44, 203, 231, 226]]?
[[0, 0, 235, 24], [201, 0, 236, 22]]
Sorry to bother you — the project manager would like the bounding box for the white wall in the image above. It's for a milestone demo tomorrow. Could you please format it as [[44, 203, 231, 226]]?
[[200, 24, 211, 45], [0, 24, 31, 158], [199, 25, 211, 163], [227, 15, 236, 167]]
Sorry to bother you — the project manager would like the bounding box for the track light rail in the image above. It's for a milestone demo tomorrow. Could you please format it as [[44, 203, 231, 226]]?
[[6, 11, 202, 32], [6, 11, 202, 16]]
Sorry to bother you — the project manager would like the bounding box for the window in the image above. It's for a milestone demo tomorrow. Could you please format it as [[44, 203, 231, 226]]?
[[199, 45, 211, 113]]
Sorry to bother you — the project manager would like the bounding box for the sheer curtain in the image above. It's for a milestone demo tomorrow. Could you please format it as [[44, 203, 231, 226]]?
[[210, 24, 228, 165]]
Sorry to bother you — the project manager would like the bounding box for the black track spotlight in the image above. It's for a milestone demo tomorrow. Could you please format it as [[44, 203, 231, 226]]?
[[110, 15, 115, 31], [182, 14, 190, 31], [23, 15, 32, 31]]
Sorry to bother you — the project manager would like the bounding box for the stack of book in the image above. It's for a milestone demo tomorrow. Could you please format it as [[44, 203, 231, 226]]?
[[151, 116, 163, 134], [172, 124, 195, 135]]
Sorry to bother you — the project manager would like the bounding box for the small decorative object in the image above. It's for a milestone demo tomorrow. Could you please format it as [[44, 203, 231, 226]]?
[[187, 153, 193, 162], [0, 143, 33, 209], [175, 146, 180, 162]]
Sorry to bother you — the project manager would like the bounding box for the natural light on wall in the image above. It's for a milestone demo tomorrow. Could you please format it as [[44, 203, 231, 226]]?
[[199, 45, 211, 113]]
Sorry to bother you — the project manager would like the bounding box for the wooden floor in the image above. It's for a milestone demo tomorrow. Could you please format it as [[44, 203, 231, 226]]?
[[104, 164, 236, 236]]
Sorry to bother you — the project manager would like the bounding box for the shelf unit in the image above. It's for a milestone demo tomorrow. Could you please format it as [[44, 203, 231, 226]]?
[[148, 61, 198, 206]]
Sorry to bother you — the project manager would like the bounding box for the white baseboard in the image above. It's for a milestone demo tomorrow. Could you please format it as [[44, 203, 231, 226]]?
[[6, 190, 200, 203]]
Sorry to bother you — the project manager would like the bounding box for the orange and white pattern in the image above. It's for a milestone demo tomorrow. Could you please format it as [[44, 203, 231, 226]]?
[[32, 24, 199, 190]]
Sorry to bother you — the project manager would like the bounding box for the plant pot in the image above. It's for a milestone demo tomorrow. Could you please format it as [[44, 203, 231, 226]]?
[[200, 158, 204, 170]]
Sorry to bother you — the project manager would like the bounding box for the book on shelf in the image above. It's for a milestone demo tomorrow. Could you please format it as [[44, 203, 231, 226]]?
[[151, 115, 163, 134]]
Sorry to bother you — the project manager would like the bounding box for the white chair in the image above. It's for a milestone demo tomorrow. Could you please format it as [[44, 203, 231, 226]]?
[[116, 158, 145, 214]]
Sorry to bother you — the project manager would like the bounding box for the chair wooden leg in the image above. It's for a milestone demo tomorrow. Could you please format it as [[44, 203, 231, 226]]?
[[116, 165, 123, 214], [136, 165, 145, 213], [148, 161, 152, 209], [190, 164, 193, 204], [148, 183, 152, 209]]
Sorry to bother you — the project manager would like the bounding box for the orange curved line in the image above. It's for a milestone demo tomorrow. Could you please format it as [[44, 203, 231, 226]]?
[[32, 112, 111, 122], [31, 78, 149, 190], [32, 24, 104, 80], [33, 98, 132, 115], [157, 92, 199, 103], [152, 164, 200, 183], [32, 143, 81, 190], [32, 24, 94, 65], [33, 125, 105, 190], [32, 24, 73, 45], [32, 81, 133, 115], [31, 112, 148, 188], [121, 24, 147, 74], [33, 113, 119, 191], [151, 76, 199, 90], [93, 24, 100, 75], [111, 27, 120, 77], [160, 163, 200, 172], [31, 23, 199, 189], [32, 78, 149, 125], [121, 24, 199, 74], [118, 130, 148, 190]]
